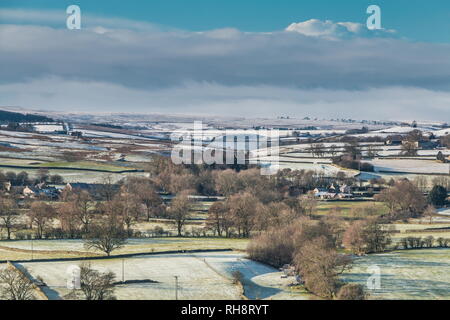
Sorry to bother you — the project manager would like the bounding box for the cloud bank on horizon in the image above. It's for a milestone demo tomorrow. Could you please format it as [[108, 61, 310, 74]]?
[[0, 8, 449, 121]]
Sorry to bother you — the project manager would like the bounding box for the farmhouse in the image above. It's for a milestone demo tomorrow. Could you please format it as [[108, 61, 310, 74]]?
[[313, 188, 337, 199], [23, 185, 59, 199]]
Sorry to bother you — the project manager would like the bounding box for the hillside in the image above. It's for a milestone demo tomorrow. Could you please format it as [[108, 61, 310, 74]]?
[[0, 109, 54, 123]]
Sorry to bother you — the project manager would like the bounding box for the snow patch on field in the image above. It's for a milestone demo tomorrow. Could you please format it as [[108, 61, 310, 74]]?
[[369, 159, 449, 174]]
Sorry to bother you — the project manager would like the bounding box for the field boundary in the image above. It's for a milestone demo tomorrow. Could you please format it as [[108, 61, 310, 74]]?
[[197, 256, 248, 300], [0, 245, 102, 257], [0, 248, 234, 264]]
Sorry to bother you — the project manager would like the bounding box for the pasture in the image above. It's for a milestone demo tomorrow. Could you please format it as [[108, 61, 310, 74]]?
[[342, 249, 450, 300], [0, 238, 249, 261], [15, 251, 303, 300]]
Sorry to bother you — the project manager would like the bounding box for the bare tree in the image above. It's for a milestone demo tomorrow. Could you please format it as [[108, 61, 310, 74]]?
[[167, 192, 193, 236], [79, 263, 116, 300], [27, 201, 55, 239], [138, 185, 163, 221], [169, 172, 197, 195], [72, 190, 95, 233], [113, 191, 141, 236], [214, 169, 242, 196], [309, 143, 325, 158], [344, 139, 361, 159], [424, 205, 436, 224], [0, 197, 19, 240], [365, 145, 378, 158], [413, 176, 428, 193], [206, 201, 231, 237], [84, 221, 127, 256], [58, 201, 81, 238], [328, 144, 339, 157], [0, 267, 34, 300], [99, 175, 117, 201], [299, 193, 318, 217]]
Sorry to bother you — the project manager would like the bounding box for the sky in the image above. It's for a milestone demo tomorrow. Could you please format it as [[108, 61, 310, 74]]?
[[0, 0, 450, 121]]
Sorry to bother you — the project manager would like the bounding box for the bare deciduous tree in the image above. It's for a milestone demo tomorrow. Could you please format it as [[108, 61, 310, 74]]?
[[72, 190, 95, 233], [167, 192, 193, 236], [84, 221, 127, 256], [79, 263, 116, 300], [0, 267, 34, 300], [0, 197, 19, 240], [27, 201, 55, 239]]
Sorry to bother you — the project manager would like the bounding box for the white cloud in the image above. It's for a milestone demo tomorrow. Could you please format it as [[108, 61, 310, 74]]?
[[285, 19, 395, 39]]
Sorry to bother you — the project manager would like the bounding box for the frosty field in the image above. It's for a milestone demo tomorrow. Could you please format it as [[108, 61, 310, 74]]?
[[342, 249, 450, 300], [369, 159, 449, 174], [15, 251, 298, 300], [0, 238, 249, 260]]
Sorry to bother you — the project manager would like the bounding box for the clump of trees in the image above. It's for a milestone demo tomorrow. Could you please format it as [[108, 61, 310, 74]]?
[[0, 170, 64, 187], [400, 130, 424, 156], [332, 155, 374, 172], [375, 180, 426, 218], [398, 236, 435, 250], [343, 218, 392, 255], [428, 185, 448, 207], [27, 202, 56, 239], [248, 218, 357, 299], [293, 237, 352, 298]]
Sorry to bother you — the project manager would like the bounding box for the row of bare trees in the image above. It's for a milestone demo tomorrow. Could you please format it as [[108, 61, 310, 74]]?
[[206, 192, 318, 238]]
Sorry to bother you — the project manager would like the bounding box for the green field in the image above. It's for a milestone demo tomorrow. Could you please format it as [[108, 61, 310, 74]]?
[[315, 201, 388, 217]]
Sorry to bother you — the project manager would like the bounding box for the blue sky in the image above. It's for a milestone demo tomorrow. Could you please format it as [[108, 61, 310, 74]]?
[[2, 0, 450, 42], [0, 1, 449, 120]]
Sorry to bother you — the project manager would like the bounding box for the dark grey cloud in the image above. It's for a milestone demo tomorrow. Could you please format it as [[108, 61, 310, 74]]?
[[1, 23, 450, 91], [0, 11, 449, 121]]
